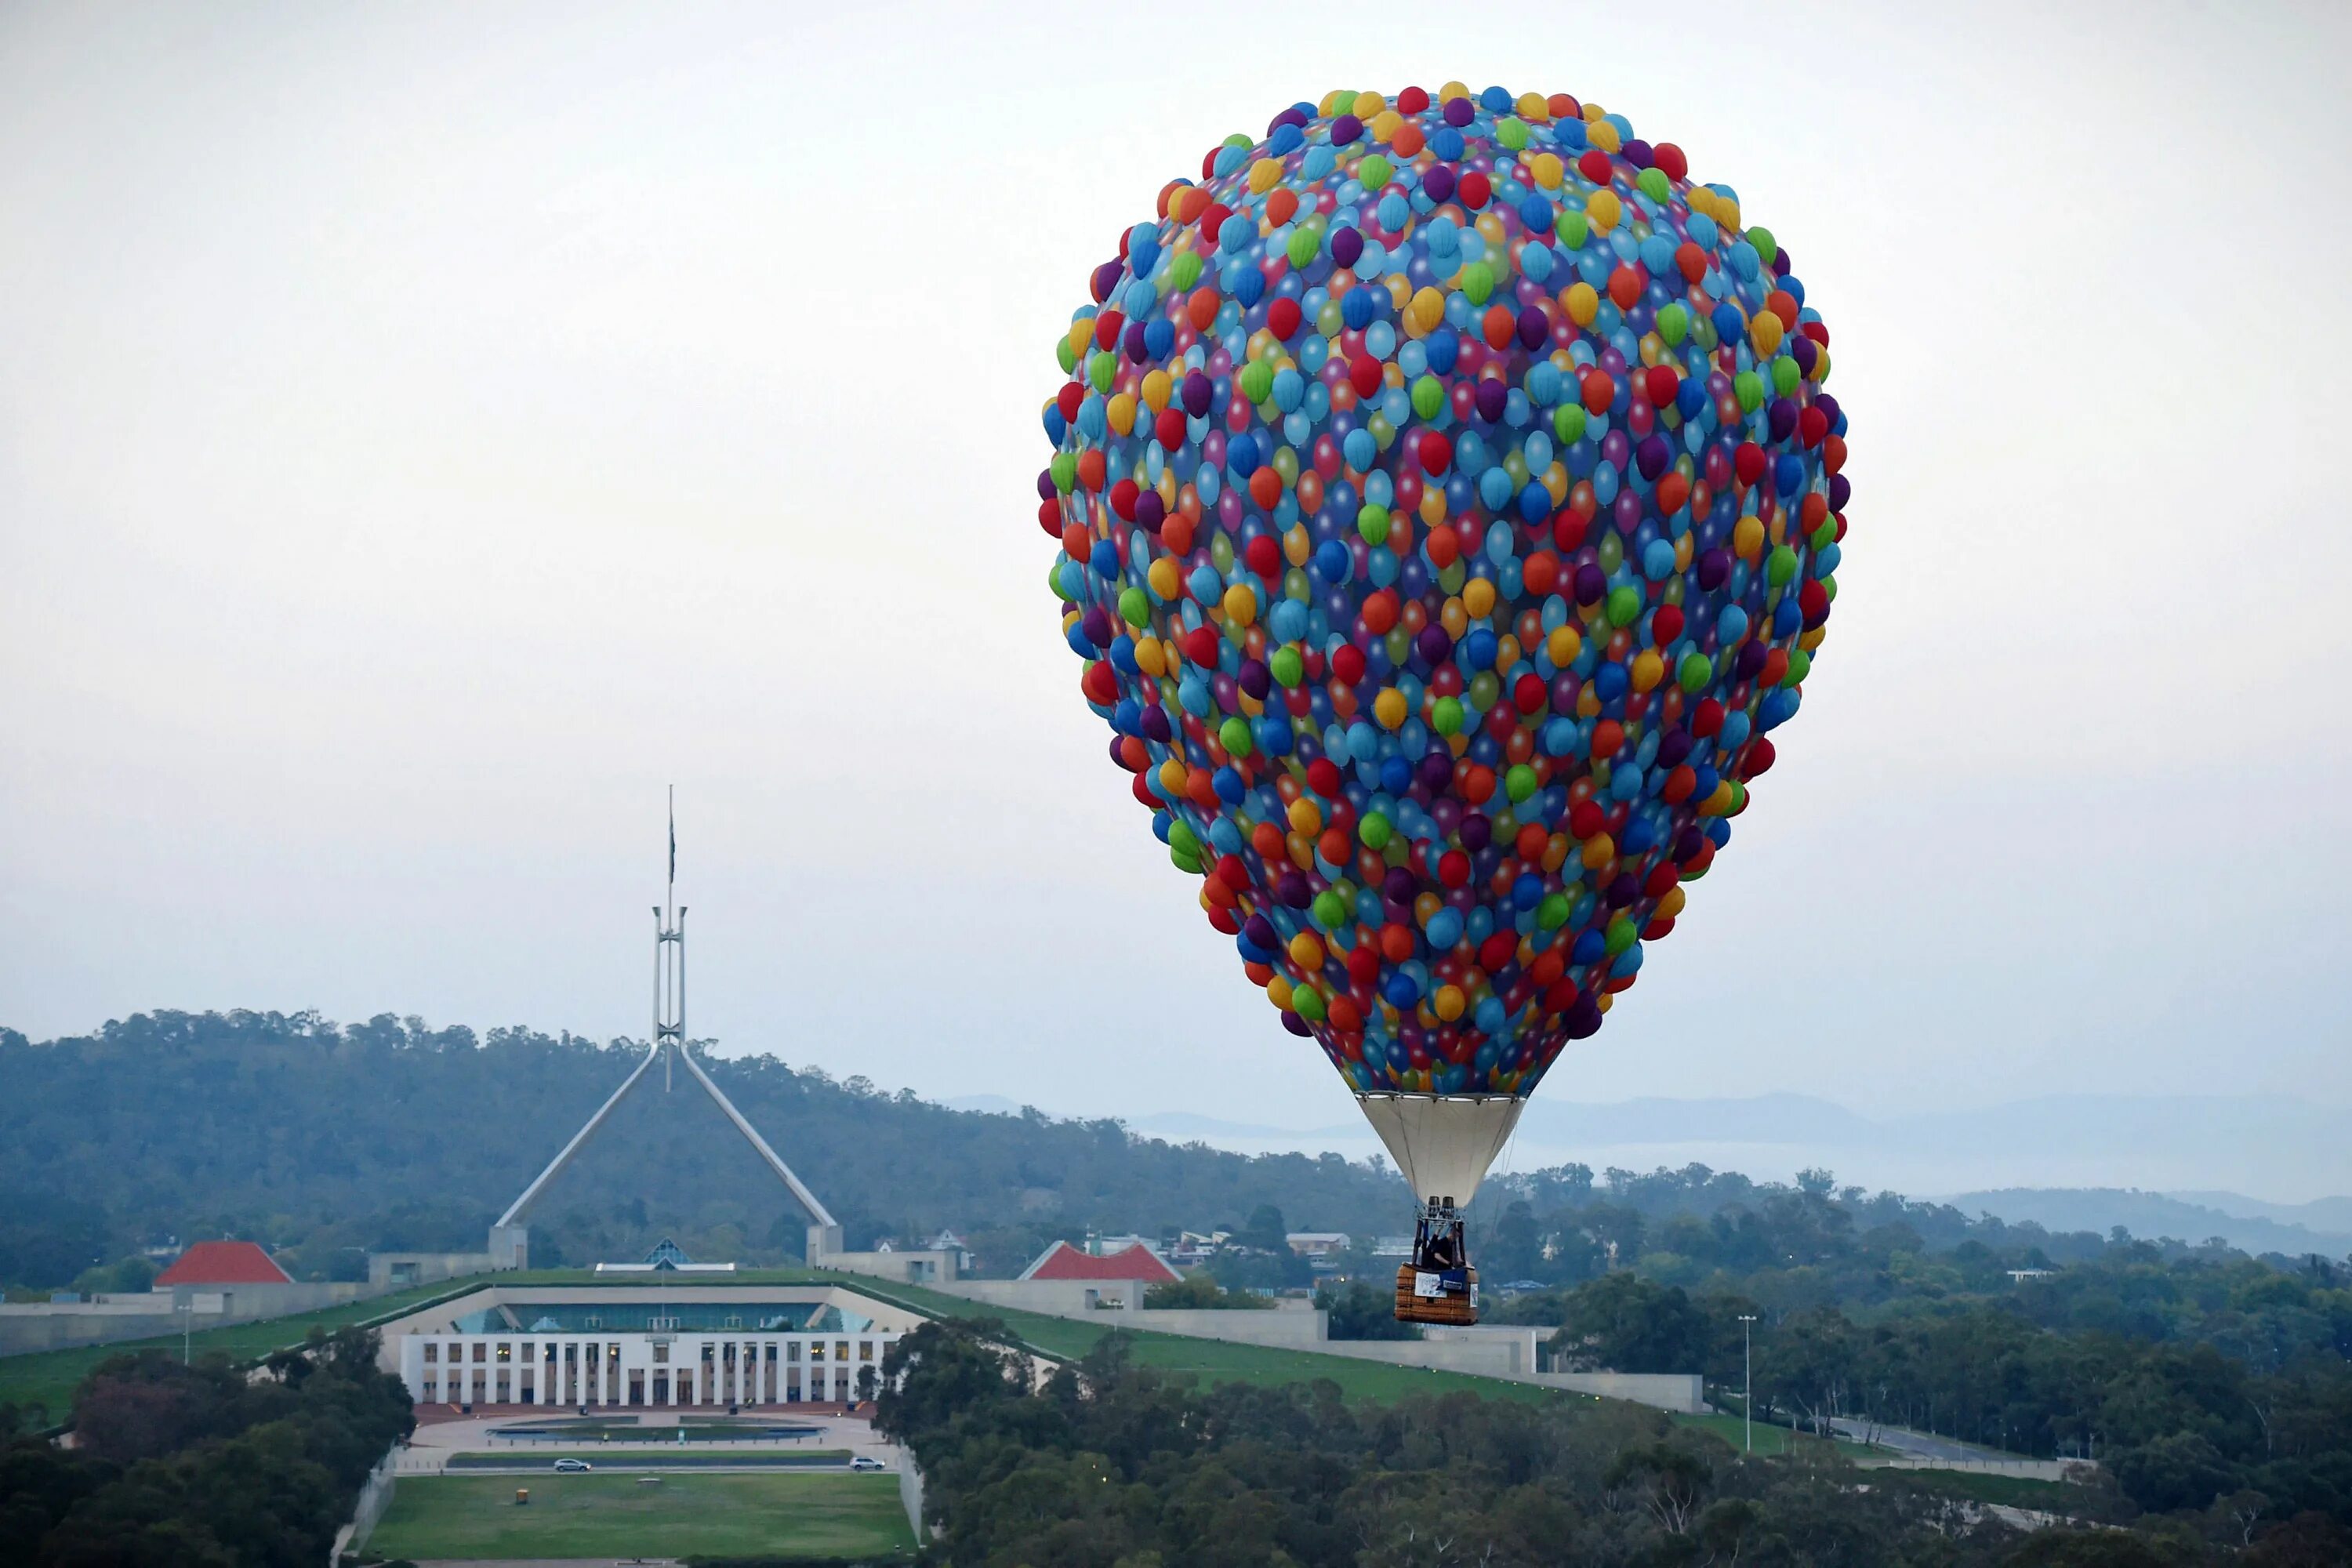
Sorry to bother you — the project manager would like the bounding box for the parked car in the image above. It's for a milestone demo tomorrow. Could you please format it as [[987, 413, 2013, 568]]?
[[848, 1457, 886, 1472], [553, 1458, 592, 1472]]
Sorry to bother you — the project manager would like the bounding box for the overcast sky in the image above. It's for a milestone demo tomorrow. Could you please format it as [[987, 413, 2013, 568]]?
[[3, 2, 2347, 1144]]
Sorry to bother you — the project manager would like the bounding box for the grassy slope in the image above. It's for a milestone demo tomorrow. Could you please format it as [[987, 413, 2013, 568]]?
[[0, 1269, 840, 1421], [1668, 1410, 1878, 1459], [5, 1266, 1638, 1422], [0, 1276, 488, 1423], [368, 1471, 913, 1559], [832, 1275, 1569, 1407]]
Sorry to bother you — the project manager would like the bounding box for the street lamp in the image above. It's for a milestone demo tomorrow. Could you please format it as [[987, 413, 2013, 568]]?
[[1738, 1315, 1759, 1454]]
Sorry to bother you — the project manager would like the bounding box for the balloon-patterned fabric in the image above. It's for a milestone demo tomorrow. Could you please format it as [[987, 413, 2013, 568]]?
[[1040, 84, 1847, 1100]]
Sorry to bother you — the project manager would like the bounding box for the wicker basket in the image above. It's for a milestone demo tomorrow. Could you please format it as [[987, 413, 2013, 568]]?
[[1393, 1263, 1479, 1326]]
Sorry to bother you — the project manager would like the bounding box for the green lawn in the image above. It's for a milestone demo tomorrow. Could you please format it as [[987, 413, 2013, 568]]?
[[0, 1276, 486, 1425], [1669, 1410, 1877, 1459], [1, 1269, 839, 1426], [833, 1276, 1570, 1406], [443, 1449, 851, 1470], [367, 1471, 914, 1560], [4, 1265, 1588, 1428]]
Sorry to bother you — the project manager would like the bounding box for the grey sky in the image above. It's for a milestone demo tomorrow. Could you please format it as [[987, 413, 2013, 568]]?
[[3, 2, 2347, 1141]]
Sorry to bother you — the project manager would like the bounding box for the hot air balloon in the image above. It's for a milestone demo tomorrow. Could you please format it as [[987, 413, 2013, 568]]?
[[1040, 84, 1847, 1322]]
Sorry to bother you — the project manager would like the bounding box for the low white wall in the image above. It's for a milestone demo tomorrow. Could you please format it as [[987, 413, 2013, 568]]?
[[1421, 1324, 1543, 1374], [1527, 1371, 1706, 1413], [0, 1281, 370, 1358], [898, 1459, 927, 1542], [368, 1252, 494, 1288], [1313, 1338, 1526, 1378], [922, 1278, 1704, 1414], [935, 1278, 1146, 1314], [336, 1446, 400, 1560], [1852, 1456, 2090, 1480], [815, 1250, 960, 1287]]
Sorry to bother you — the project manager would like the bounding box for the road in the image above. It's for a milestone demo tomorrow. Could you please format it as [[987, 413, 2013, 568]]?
[[1828, 1418, 2018, 1463]]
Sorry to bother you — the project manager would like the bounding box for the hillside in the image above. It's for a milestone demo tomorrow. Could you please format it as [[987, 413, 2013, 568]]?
[[0, 1010, 1408, 1286], [1941, 1187, 2352, 1261]]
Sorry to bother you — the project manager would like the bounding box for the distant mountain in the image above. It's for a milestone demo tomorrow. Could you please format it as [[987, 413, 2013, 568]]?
[[0, 1011, 1414, 1287], [2166, 1191, 2352, 1234], [1940, 1189, 2352, 1260], [941, 1094, 1029, 1116], [1073, 1092, 2352, 1203]]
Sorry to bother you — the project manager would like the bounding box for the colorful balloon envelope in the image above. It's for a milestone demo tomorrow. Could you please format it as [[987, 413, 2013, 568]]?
[[1039, 84, 1847, 1314]]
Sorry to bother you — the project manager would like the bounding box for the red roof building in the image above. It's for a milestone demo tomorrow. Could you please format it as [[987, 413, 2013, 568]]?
[[154, 1241, 294, 1287], [1018, 1240, 1180, 1285]]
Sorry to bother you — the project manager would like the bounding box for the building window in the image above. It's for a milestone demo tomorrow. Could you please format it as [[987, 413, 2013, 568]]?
[[496, 1343, 511, 1363], [423, 1344, 438, 1363], [473, 1343, 487, 1363], [764, 1344, 778, 1363], [808, 1341, 825, 1362], [653, 1344, 669, 1364], [835, 1341, 849, 1363], [859, 1341, 874, 1362], [787, 1342, 802, 1363]]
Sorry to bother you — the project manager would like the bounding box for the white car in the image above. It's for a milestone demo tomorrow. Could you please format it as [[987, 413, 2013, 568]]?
[[848, 1457, 886, 1472], [553, 1458, 593, 1472]]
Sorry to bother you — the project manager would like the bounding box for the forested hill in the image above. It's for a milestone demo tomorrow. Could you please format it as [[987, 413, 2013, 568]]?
[[1, 1010, 1406, 1285]]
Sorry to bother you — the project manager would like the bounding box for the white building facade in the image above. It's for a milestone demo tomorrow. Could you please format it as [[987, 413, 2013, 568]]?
[[376, 1284, 920, 1408], [397, 1327, 898, 1407]]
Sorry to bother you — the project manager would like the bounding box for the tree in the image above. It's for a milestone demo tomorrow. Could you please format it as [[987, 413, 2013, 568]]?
[[1235, 1203, 1290, 1254], [1754, 1306, 1860, 1435], [1316, 1282, 1419, 1341], [1145, 1274, 1269, 1310], [1545, 1272, 1711, 1373], [1605, 1441, 1710, 1534]]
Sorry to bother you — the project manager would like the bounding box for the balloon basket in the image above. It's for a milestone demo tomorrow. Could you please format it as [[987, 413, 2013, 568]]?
[[1394, 1262, 1479, 1325], [1392, 1201, 1478, 1325]]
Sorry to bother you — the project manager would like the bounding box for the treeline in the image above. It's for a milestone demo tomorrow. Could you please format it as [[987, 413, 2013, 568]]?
[[0, 1009, 1407, 1286], [1516, 1267, 2352, 1526], [1463, 1162, 2320, 1305], [876, 1316, 2351, 1566], [1476, 1174, 2352, 1362], [5, 1009, 2270, 1298], [0, 1326, 412, 1566]]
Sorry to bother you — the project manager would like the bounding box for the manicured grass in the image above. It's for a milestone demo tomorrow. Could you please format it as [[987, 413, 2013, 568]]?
[[2, 1269, 847, 1425], [368, 1471, 913, 1560], [444, 1449, 851, 1470], [835, 1276, 1567, 1406], [0, 1276, 485, 1425], [1669, 1410, 1878, 1459], [2, 1264, 1581, 1429]]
